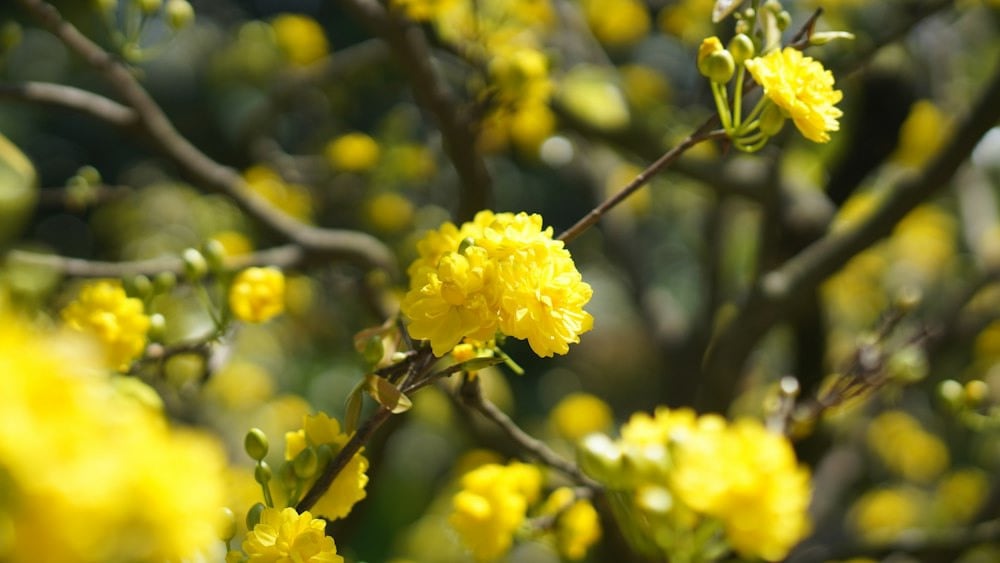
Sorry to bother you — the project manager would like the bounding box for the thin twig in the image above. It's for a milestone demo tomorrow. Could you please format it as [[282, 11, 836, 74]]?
[[0, 81, 137, 127]]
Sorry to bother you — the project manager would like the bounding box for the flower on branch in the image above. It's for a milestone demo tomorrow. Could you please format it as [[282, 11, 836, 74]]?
[[285, 412, 369, 521], [61, 279, 150, 371], [745, 47, 843, 143], [401, 211, 593, 357], [229, 266, 286, 324], [238, 506, 344, 563]]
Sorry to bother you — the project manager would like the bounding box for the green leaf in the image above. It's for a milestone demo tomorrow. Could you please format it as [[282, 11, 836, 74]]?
[[344, 379, 365, 435], [364, 374, 412, 414]]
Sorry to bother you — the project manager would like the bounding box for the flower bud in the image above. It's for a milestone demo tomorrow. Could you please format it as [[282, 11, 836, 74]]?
[[148, 313, 166, 342], [280, 460, 298, 489], [244, 428, 269, 461], [154, 270, 176, 294], [759, 102, 786, 137], [776, 10, 792, 31], [254, 460, 272, 484], [182, 248, 208, 281], [729, 33, 755, 64], [965, 380, 990, 406], [138, 0, 163, 15], [362, 335, 384, 366], [887, 346, 928, 384], [218, 507, 237, 542], [203, 238, 227, 273], [703, 50, 735, 84], [246, 502, 266, 530], [124, 274, 153, 299], [293, 447, 319, 479], [810, 31, 856, 46], [94, 0, 118, 12], [166, 0, 195, 30], [939, 379, 964, 409], [697, 37, 724, 77]]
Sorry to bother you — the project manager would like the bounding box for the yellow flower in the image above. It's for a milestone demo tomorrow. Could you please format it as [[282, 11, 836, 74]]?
[[850, 486, 925, 544], [541, 487, 601, 560], [271, 14, 329, 66], [402, 211, 593, 357], [366, 191, 414, 233], [243, 164, 313, 222], [242, 507, 344, 563], [285, 412, 369, 520], [61, 279, 150, 371], [550, 392, 613, 441], [745, 47, 843, 143], [0, 310, 228, 562], [450, 461, 543, 561], [582, 0, 651, 47], [866, 410, 949, 483], [326, 132, 381, 172], [229, 266, 286, 323]]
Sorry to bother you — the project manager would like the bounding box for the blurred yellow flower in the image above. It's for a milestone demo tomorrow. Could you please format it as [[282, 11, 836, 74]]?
[[210, 230, 254, 257], [550, 392, 613, 441], [541, 487, 602, 560], [326, 132, 381, 172], [850, 486, 925, 544], [271, 14, 329, 66], [366, 191, 414, 233], [0, 311, 228, 562], [745, 47, 843, 143], [657, 0, 714, 43], [241, 507, 344, 563], [892, 100, 950, 168], [450, 461, 542, 561], [243, 164, 314, 221], [933, 468, 989, 523], [285, 412, 369, 521], [582, 0, 651, 47], [61, 279, 150, 371], [867, 410, 949, 483], [229, 266, 286, 323]]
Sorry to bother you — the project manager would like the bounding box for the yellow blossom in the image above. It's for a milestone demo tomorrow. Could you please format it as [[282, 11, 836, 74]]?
[[549, 392, 614, 441], [229, 266, 286, 323], [285, 412, 369, 521], [866, 410, 949, 483], [366, 191, 414, 233], [0, 310, 228, 562], [243, 164, 314, 221], [241, 507, 344, 563], [271, 14, 329, 66], [850, 486, 925, 544], [745, 47, 843, 143], [326, 132, 381, 172], [450, 461, 543, 561], [582, 0, 651, 47], [541, 487, 601, 560], [61, 279, 150, 371], [401, 210, 593, 357]]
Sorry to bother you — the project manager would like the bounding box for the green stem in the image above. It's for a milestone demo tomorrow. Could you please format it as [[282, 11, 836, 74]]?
[[732, 65, 746, 129], [711, 81, 732, 132], [743, 96, 771, 130]]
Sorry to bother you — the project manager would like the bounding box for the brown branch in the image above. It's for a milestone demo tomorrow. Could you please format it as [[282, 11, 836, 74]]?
[[698, 61, 1000, 413], [0, 81, 137, 127], [334, 0, 492, 222], [13, 0, 396, 275], [459, 376, 600, 488]]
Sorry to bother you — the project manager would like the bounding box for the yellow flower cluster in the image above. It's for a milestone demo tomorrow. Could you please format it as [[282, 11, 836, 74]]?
[[270, 14, 329, 67], [0, 311, 228, 562], [243, 164, 314, 221], [401, 210, 594, 357], [61, 279, 150, 371], [745, 47, 843, 143], [581, 407, 812, 561], [866, 410, 949, 483], [540, 487, 602, 560], [285, 412, 369, 520], [450, 461, 542, 560], [236, 506, 343, 563], [229, 266, 286, 324]]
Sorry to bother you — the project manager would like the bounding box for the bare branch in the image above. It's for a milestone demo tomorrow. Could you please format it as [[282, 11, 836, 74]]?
[[0, 81, 136, 127]]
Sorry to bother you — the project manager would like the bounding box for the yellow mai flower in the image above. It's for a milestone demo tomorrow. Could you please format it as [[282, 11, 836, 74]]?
[[243, 164, 314, 221], [61, 279, 150, 371], [450, 461, 543, 561], [326, 132, 381, 173], [550, 392, 614, 441], [241, 507, 344, 563], [849, 486, 925, 544], [0, 310, 228, 562], [229, 266, 286, 323], [271, 14, 329, 66], [541, 487, 602, 560], [745, 47, 843, 143], [285, 412, 369, 520], [866, 410, 949, 483], [582, 0, 651, 47]]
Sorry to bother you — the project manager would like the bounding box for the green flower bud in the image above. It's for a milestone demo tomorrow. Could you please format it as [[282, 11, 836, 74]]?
[[94, 0, 117, 12], [939, 379, 964, 409], [293, 447, 319, 479], [166, 0, 195, 31], [138, 0, 162, 15], [809, 31, 856, 46], [154, 270, 176, 294], [182, 248, 208, 281], [887, 346, 928, 384], [362, 335, 384, 366], [77, 165, 101, 185], [148, 313, 166, 342], [703, 50, 735, 84], [759, 102, 786, 137], [728, 34, 755, 64], [218, 507, 237, 541], [280, 460, 298, 489], [776, 10, 792, 31], [244, 428, 269, 461], [254, 460, 272, 484], [203, 239, 227, 273], [245, 502, 266, 530]]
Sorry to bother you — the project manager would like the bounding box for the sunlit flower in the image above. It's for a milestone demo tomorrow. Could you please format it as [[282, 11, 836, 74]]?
[[550, 392, 614, 441], [243, 164, 314, 221], [229, 266, 286, 323], [850, 486, 925, 544], [450, 461, 543, 561], [541, 487, 602, 560], [326, 132, 381, 172], [745, 47, 843, 143], [271, 14, 329, 66], [866, 410, 949, 483], [285, 412, 369, 521], [61, 279, 150, 371], [241, 507, 344, 563], [402, 211, 593, 357]]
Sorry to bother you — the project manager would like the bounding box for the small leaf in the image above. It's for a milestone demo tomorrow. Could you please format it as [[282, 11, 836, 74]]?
[[364, 374, 413, 414], [713, 0, 743, 23], [343, 379, 365, 435]]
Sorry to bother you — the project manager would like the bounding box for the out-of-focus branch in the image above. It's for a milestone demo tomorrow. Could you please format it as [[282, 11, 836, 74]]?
[[334, 0, 492, 222], [12, 0, 396, 275], [0, 81, 137, 127], [459, 376, 600, 488], [699, 62, 1000, 413]]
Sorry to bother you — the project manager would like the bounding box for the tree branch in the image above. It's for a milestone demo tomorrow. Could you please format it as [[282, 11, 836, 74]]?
[[13, 0, 396, 275], [0, 81, 137, 127], [698, 61, 1000, 413]]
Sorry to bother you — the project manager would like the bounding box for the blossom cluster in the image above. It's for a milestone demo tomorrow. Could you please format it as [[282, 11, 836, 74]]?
[[401, 210, 593, 357], [580, 407, 812, 561], [284, 412, 369, 520], [0, 309, 227, 562], [61, 279, 150, 371], [450, 461, 601, 561], [231, 507, 343, 563]]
